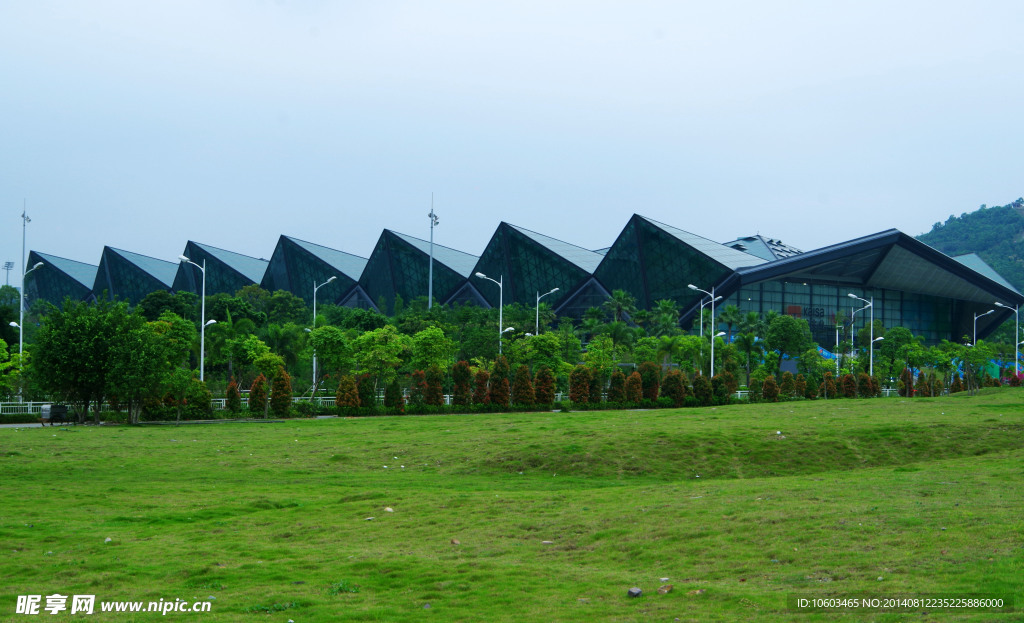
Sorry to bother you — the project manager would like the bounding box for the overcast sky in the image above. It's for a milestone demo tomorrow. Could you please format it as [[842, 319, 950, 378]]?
[[2, 1, 1022, 277]]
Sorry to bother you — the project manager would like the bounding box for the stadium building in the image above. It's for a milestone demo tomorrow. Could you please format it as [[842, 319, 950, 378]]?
[[21, 215, 1024, 345]]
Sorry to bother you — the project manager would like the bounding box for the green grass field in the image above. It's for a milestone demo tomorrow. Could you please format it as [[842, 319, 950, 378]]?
[[2, 390, 1022, 621]]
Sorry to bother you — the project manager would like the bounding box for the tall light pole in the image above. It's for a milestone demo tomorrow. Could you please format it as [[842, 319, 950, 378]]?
[[848, 294, 873, 376], [428, 199, 439, 309], [311, 276, 337, 394], [995, 301, 1019, 377], [17, 261, 44, 367], [475, 272, 505, 354], [973, 308, 994, 347], [179, 255, 211, 382], [689, 284, 717, 377], [535, 287, 559, 334], [697, 294, 722, 337]]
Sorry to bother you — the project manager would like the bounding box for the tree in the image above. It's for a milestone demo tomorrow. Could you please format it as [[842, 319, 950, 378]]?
[[692, 374, 712, 406], [425, 365, 445, 406], [265, 290, 310, 325], [607, 369, 626, 402], [764, 315, 813, 375], [569, 365, 591, 403], [602, 289, 637, 323], [779, 371, 795, 399], [624, 370, 643, 403], [638, 361, 660, 400], [270, 366, 293, 417], [353, 325, 411, 395], [535, 366, 556, 405], [762, 375, 780, 402], [226, 377, 242, 414], [249, 374, 267, 415], [650, 299, 681, 336], [451, 361, 472, 406], [308, 325, 354, 392], [511, 365, 535, 405], [410, 326, 457, 371], [473, 369, 490, 404], [660, 369, 687, 406], [489, 356, 511, 406], [32, 299, 134, 423], [108, 316, 179, 425], [718, 305, 742, 343], [335, 375, 360, 413]]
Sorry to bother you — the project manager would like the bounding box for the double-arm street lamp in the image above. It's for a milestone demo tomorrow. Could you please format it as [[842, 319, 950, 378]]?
[[475, 272, 506, 354], [848, 293, 874, 376], [995, 301, 1019, 377], [311, 276, 337, 393], [427, 202, 439, 309], [178, 256, 216, 382], [689, 284, 719, 377], [535, 288, 559, 334]]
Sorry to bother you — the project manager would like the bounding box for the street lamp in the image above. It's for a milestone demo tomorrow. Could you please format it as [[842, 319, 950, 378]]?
[[535, 287, 559, 334], [475, 272, 505, 354], [179, 255, 210, 382], [995, 301, 1019, 377], [428, 200, 439, 309], [848, 293, 874, 376], [311, 276, 337, 395], [695, 294, 722, 337], [973, 308, 995, 347], [16, 260, 44, 397], [689, 284, 719, 376]]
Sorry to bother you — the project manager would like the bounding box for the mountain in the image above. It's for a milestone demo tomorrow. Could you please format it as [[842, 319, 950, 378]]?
[[916, 198, 1024, 291]]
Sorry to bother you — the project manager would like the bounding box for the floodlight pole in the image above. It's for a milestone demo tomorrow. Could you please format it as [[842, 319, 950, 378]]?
[[17, 207, 43, 401], [535, 287, 559, 334], [475, 272, 504, 354], [849, 294, 873, 376], [311, 276, 337, 394], [689, 284, 717, 377], [995, 301, 1019, 377], [179, 256, 209, 382], [428, 197, 439, 309], [973, 308, 995, 347]]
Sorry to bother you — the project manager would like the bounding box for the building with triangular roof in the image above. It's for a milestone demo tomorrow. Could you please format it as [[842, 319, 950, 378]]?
[[93, 247, 177, 304], [261, 236, 368, 306], [172, 241, 269, 296], [22, 251, 98, 307], [722, 234, 804, 261], [594, 215, 766, 313], [470, 223, 605, 315], [358, 230, 481, 314]]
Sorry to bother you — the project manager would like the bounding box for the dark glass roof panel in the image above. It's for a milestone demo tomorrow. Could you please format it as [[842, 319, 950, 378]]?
[[190, 242, 269, 283], [640, 216, 767, 270], [109, 248, 177, 286], [387, 231, 479, 277], [508, 224, 604, 273], [953, 253, 1021, 295], [32, 252, 98, 289], [287, 236, 368, 280]]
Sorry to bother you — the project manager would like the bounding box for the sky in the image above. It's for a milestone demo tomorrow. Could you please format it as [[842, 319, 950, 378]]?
[[2, 0, 1023, 279]]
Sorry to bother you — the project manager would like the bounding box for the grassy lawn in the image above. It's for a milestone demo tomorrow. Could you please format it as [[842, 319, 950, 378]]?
[[1, 389, 1022, 621]]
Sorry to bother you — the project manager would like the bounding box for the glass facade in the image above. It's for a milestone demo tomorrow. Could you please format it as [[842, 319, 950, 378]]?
[[261, 236, 366, 305], [172, 241, 269, 296], [358, 230, 477, 315], [595, 215, 751, 311], [93, 247, 177, 305], [23, 251, 96, 308], [473, 223, 601, 309]]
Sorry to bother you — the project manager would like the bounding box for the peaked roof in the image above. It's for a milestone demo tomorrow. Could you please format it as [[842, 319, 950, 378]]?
[[506, 224, 605, 273], [31, 252, 98, 289], [286, 236, 368, 279], [107, 247, 177, 286], [952, 253, 1021, 295], [640, 216, 767, 270], [189, 242, 269, 283], [722, 234, 804, 261], [386, 230, 479, 276]]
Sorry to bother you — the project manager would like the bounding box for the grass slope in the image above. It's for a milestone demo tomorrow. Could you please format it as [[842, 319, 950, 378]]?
[[1, 390, 1022, 621]]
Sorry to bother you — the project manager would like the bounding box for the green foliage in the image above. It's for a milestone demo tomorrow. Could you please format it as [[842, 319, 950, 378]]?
[[607, 369, 626, 403], [383, 379, 405, 412], [637, 360, 660, 400], [472, 369, 490, 405], [761, 375, 780, 402], [335, 375, 360, 412], [425, 365, 445, 406], [660, 369, 687, 407], [764, 315, 813, 373], [410, 326, 456, 372], [138, 290, 199, 322], [779, 371, 795, 399], [691, 373, 712, 406], [624, 370, 642, 403], [308, 325, 353, 388], [489, 356, 511, 407], [353, 325, 411, 393], [356, 374, 376, 407]]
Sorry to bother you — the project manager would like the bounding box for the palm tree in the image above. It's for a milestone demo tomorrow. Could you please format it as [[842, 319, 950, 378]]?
[[651, 299, 680, 336], [718, 304, 741, 343], [602, 289, 637, 323], [734, 331, 762, 384], [656, 334, 685, 373]]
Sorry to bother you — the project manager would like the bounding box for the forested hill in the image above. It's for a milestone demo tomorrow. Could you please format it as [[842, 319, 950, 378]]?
[[916, 198, 1024, 291]]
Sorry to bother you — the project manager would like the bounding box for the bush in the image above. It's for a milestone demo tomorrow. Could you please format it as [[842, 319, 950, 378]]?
[[408, 370, 426, 407], [761, 375, 779, 402], [473, 369, 490, 405], [249, 374, 267, 416], [794, 374, 807, 399], [660, 369, 687, 407], [489, 356, 511, 407], [225, 377, 242, 414], [270, 366, 293, 417], [638, 361, 661, 401], [335, 375, 360, 413], [607, 369, 626, 403], [779, 371, 795, 399], [451, 361, 472, 405], [425, 365, 445, 406], [357, 374, 376, 407], [511, 365, 535, 405], [840, 373, 856, 398], [692, 374, 712, 406], [383, 379, 405, 413]]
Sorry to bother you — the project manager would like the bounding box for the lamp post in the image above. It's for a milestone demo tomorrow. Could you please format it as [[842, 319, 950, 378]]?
[[178, 255, 210, 382], [17, 261, 44, 370], [973, 308, 994, 347], [689, 284, 718, 377], [995, 301, 1019, 377], [475, 272, 504, 354], [848, 294, 873, 376], [428, 200, 439, 309], [535, 287, 559, 334], [311, 276, 337, 394]]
